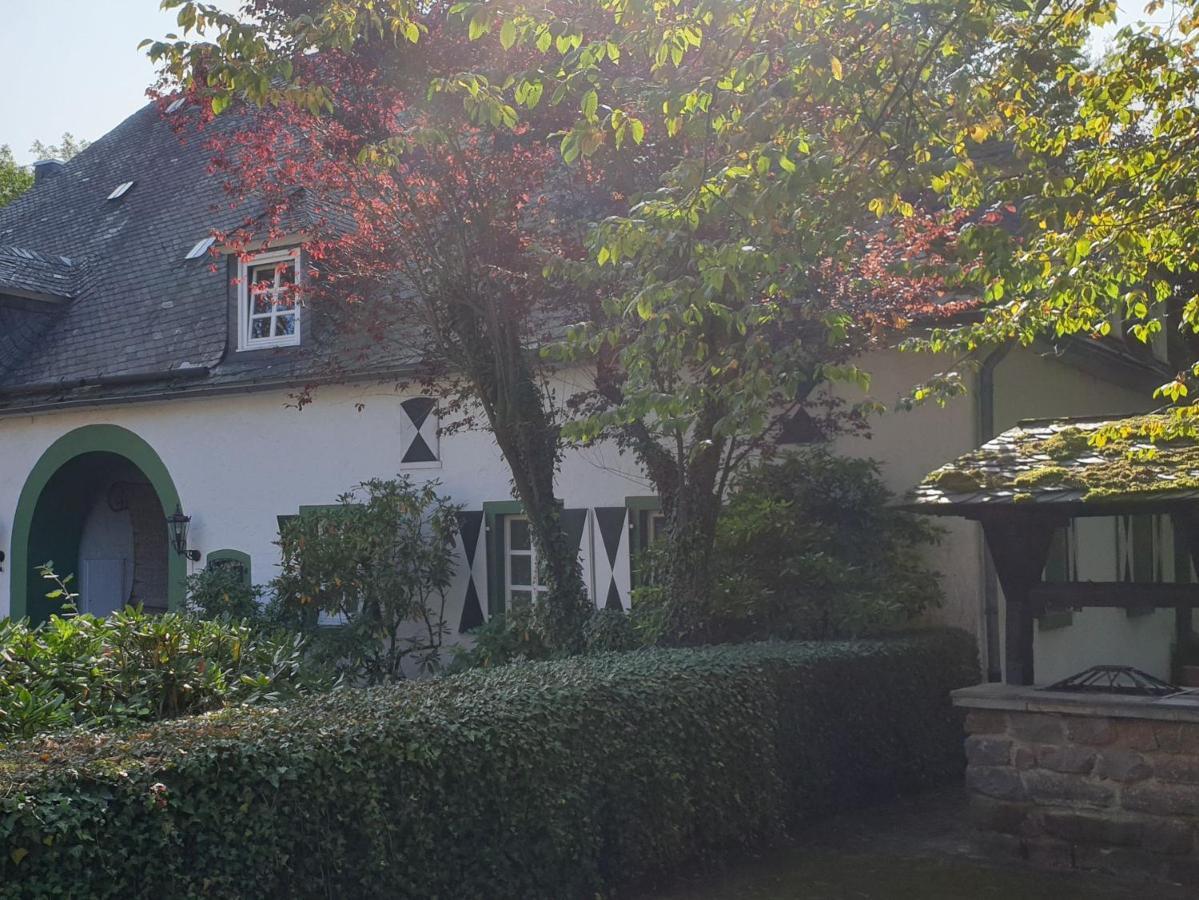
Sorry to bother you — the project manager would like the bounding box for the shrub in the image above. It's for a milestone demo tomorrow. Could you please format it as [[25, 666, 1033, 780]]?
[[185, 565, 265, 622], [634, 451, 945, 644], [272, 477, 460, 682], [0, 630, 977, 899], [0, 579, 311, 742]]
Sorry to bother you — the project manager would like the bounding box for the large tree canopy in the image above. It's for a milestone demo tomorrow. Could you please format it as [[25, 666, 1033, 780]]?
[[147, 0, 1131, 638]]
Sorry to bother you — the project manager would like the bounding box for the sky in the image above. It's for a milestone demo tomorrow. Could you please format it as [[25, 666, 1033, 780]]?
[[0, 0, 237, 165], [0, 0, 1179, 165]]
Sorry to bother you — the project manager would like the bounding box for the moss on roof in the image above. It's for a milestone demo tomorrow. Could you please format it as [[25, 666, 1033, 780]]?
[[914, 413, 1199, 506]]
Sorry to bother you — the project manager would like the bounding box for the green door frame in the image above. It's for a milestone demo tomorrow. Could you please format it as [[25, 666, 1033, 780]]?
[[10, 425, 185, 621]]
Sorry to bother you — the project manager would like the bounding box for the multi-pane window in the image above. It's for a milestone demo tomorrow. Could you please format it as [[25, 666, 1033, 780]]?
[[239, 250, 301, 349], [505, 515, 548, 607]]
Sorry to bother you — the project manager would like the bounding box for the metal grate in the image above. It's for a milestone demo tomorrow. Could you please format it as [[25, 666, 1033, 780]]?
[[1042, 665, 1178, 697]]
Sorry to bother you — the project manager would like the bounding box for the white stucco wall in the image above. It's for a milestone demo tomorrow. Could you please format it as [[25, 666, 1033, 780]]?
[[835, 343, 1175, 683], [831, 347, 984, 643], [0, 374, 654, 630], [0, 345, 1179, 682]]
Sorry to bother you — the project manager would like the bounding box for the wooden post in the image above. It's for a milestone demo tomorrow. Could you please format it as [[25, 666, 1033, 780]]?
[[1170, 509, 1199, 643], [981, 513, 1059, 686]]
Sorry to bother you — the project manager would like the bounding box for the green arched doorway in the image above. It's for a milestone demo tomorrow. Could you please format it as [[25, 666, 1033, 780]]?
[[10, 425, 184, 622]]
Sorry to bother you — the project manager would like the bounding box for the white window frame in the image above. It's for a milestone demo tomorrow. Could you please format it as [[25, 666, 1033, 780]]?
[[238, 248, 302, 350], [504, 515, 548, 606]]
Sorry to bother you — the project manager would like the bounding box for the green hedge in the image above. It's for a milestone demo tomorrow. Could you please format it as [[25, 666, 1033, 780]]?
[[0, 630, 977, 899]]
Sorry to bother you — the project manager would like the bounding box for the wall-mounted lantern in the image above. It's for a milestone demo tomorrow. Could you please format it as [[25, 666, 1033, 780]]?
[[167, 505, 201, 561]]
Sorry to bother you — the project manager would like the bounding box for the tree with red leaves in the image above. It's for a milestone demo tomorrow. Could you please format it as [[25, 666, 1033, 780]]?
[[148, 0, 1077, 641]]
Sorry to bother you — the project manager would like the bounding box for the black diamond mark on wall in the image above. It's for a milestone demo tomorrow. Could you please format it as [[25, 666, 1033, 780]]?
[[401, 396, 436, 429], [402, 432, 437, 463]]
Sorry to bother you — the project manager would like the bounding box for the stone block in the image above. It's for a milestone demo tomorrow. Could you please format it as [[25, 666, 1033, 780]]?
[[1142, 815, 1194, 855], [1013, 746, 1037, 770], [1022, 770, 1116, 808], [1041, 809, 1144, 847], [1117, 721, 1160, 752], [1123, 782, 1199, 818], [1094, 749, 1152, 783], [965, 736, 1013, 767], [967, 765, 1027, 802], [969, 796, 1031, 835], [1036, 745, 1097, 775], [1149, 754, 1199, 786], [1154, 723, 1199, 754], [1009, 712, 1064, 744], [1065, 716, 1117, 746], [965, 710, 1008, 735]]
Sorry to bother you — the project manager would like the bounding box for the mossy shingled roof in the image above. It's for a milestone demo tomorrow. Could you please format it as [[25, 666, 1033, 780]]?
[[912, 413, 1199, 513]]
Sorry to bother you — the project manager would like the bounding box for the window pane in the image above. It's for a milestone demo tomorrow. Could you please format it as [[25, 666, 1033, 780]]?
[[251, 289, 273, 314], [273, 313, 296, 337], [277, 259, 297, 285], [509, 554, 532, 587], [251, 317, 271, 339], [509, 517, 531, 551], [509, 589, 533, 608]]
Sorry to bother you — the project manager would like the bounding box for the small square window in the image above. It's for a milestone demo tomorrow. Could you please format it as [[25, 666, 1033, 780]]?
[[238, 249, 302, 350]]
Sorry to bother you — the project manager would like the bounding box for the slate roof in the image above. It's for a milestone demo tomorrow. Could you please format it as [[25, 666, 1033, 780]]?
[[0, 100, 417, 414], [911, 413, 1199, 515], [0, 246, 79, 300]]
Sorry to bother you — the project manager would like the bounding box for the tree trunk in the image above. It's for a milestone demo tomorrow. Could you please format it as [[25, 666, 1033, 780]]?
[[453, 306, 591, 652]]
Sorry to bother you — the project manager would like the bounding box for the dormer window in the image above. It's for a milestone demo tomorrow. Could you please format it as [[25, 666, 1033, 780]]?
[[238, 248, 301, 350]]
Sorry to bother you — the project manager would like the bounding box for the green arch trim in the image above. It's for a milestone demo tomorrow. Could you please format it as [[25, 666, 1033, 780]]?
[[206, 548, 252, 587], [10, 425, 184, 621]]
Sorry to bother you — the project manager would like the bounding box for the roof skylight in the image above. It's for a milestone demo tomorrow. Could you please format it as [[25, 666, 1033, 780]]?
[[107, 181, 135, 201], [184, 236, 216, 260], [165, 97, 187, 114]]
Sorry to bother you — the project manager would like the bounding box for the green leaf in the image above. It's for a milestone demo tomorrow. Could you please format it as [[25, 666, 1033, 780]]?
[[582, 89, 598, 120], [499, 19, 516, 50]]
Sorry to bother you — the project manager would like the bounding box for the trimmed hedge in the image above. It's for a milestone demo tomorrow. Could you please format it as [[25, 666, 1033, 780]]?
[[0, 630, 977, 899]]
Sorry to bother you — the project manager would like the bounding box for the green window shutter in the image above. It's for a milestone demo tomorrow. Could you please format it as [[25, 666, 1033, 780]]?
[[206, 549, 252, 587], [482, 501, 523, 617]]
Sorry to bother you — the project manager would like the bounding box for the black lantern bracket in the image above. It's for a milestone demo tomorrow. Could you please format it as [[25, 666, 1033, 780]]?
[[167, 504, 202, 562]]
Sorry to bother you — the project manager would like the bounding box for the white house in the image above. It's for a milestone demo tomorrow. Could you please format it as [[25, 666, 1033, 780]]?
[[0, 101, 1179, 682]]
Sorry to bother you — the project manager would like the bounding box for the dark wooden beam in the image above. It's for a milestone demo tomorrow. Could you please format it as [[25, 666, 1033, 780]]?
[[981, 512, 1061, 687], [1171, 510, 1199, 641], [1031, 582, 1199, 611]]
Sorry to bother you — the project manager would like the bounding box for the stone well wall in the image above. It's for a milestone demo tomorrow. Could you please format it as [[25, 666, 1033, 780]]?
[[957, 684, 1199, 886]]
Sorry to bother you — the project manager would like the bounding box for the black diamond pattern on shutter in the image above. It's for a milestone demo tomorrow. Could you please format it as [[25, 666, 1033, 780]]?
[[456, 510, 485, 632]]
